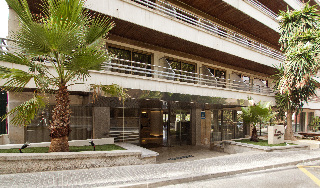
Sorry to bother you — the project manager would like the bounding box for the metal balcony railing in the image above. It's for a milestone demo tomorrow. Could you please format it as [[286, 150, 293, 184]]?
[[103, 58, 274, 95], [131, 0, 285, 60], [0, 38, 10, 52], [243, 0, 278, 20], [0, 38, 273, 95]]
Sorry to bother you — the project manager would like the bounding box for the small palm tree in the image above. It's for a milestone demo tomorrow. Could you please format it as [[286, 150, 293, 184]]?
[[241, 101, 274, 142], [0, 0, 114, 152]]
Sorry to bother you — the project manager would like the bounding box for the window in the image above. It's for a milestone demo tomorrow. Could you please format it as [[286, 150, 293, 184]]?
[[108, 46, 152, 77], [167, 59, 196, 83], [207, 67, 226, 87], [208, 68, 226, 79]]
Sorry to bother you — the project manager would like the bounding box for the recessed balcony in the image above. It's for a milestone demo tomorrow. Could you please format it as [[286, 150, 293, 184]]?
[[0, 38, 275, 103], [130, 0, 284, 61], [103, 58, 273, 96]]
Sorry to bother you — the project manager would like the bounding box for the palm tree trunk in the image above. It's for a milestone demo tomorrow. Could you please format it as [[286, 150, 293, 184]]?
[[49, 85, 71, 152], [284, 109, 295, 140], [250, 125, 258, 142]]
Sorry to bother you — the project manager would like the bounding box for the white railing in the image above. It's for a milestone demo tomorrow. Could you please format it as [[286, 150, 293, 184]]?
[[0, 38, 10, 52], [243, 0, 278, 20], [0, 38, 273, 95], [131, 0, 285, 60], [103, 58, 274, 95]]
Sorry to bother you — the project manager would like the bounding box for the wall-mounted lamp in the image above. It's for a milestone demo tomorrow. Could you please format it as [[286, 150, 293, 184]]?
[[89, 140, 95, 151], [19, 142, 30, 153]]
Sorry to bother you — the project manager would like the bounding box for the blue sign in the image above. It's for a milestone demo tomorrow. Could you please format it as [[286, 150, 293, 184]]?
[[201, 111, 205, 119]]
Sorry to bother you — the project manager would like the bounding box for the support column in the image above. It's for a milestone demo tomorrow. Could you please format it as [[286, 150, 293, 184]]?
[[8, 8, 19, 48], [200, 110, 211, 145], [191, 108, 201, 145], [93, 107, 110, 139], [211, 109, 221, 142], [304, 112, 309, 132], [8, 92, 32, 144]]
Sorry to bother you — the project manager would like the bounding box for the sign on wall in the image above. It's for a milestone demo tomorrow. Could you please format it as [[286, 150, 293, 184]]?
[[201, 111, 205, 119], [268, 125, 285, 145]]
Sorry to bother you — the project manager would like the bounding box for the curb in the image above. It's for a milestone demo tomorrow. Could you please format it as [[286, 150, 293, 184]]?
[[118, 156, 320, 188]]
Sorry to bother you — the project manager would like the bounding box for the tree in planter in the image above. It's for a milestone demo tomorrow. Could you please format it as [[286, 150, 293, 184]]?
[[241, 101, 274, 142], [0, 0, 114, 152], [276, 3, 320, 140]]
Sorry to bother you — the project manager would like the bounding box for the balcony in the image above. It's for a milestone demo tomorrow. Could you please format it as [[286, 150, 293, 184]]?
[[0, 38, 10, 52], [0, 37, 273, 97], [0, 38, 276, 105], [104, 58, 273, 96], [243, 0, 278, 20], [130, 0, 284, 60]]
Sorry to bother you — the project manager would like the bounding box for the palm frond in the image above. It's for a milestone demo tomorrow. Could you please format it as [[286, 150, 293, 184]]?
[[2, 94, 47, 126], [0, 66, 33, 92], [0, 52, 31, 66], [5, 0, 34, 25], [65, 44, 110, 81], [84, 13, 115, 45]]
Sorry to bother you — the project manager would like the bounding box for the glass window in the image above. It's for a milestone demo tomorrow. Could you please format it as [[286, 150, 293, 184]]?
[[108, 47, 131, 60], [167, 59, 196, 83], [181, 62, 196, 73], [108, 46, 152, 76], [215, 70, 225, 78]]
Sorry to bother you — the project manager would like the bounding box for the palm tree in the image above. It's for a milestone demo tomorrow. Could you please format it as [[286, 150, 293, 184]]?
[[0, 0, 114, 152], [241, 101, 274, 142], [276, 3, 320, 140]]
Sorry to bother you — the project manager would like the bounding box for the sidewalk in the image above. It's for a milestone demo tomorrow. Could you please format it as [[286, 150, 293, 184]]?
[[1, 149, 320, 188]]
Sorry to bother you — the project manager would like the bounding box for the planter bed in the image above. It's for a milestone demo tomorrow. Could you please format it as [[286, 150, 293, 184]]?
[[212, 139, 309, 154]]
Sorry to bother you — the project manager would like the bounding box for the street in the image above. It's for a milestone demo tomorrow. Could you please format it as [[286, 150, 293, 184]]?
[[162, 162, 320, 188]]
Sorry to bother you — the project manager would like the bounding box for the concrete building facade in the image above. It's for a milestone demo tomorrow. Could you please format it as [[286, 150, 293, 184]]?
[[1, 0, 320, 146]]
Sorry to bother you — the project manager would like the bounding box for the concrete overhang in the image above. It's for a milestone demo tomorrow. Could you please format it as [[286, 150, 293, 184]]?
[[258, 0, 294, 13], [109, 17, 277, 76], [175, 0, 281, 48], [25, 0, 278, 75]]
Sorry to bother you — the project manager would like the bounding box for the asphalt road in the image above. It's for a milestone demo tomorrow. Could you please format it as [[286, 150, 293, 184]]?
[[162, 162, 320, 188]]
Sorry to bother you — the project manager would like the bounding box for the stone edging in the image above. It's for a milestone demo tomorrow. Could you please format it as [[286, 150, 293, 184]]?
[[223, 139, 309, 152], [0, 150, 155, 174]]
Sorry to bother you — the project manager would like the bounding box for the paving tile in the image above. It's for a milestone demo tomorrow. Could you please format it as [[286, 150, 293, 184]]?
[[1, 147, 320, 187]]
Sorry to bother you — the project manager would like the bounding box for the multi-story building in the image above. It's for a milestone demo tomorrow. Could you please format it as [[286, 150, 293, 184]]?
[[0, 0, 319, 146]]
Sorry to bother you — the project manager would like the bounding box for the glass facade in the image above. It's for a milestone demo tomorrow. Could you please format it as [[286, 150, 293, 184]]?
[[0, 91, 7, 135], [26, 105, 93, 143]]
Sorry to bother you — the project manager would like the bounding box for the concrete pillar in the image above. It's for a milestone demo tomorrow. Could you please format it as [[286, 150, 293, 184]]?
[[191, 108, 201, 145], [8, 8, 19, 43], [93, 107, 110, 139], [225, 69, 231, 89], [7, 92, 32, 144], [200, 110, 211, 145], [305, 112, 311, 132], [213, 110, 219, 131], [150, 110, 162, 136], [153, 52, 164, 79]]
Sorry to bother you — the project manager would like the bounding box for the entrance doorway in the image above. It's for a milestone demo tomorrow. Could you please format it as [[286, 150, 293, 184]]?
[[140, 109, 163, 147], [163, 109, 191, 146]]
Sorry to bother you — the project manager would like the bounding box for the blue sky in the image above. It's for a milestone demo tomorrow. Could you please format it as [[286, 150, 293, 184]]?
[[0, 0, 8, 38]]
